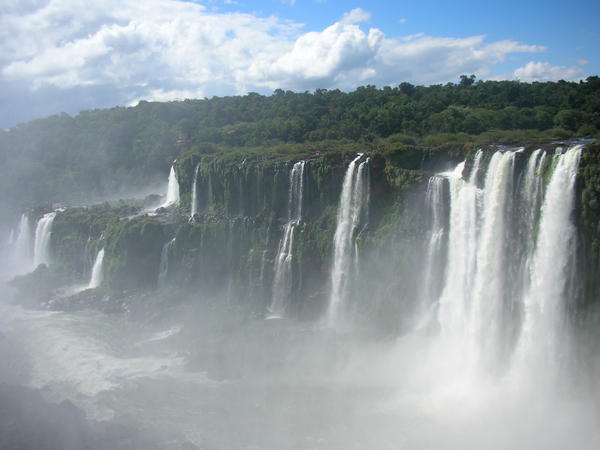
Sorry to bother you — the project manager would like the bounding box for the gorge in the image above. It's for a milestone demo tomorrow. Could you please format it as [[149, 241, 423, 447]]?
[[0, 138, 599, 450]]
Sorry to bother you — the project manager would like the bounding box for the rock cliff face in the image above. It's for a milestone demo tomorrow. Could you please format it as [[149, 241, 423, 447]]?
[[28, 141, 597, 328], [577, 142, 600, 311]]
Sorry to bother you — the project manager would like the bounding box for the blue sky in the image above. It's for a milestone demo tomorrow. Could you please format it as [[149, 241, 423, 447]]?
[[1, 0, 598, 129], [207, 0, 598, 74]]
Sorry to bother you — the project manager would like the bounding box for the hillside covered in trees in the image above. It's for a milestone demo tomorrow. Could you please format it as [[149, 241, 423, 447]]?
[[1, 76, 599, 219]]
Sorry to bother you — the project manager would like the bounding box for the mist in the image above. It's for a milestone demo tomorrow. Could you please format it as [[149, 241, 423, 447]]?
[[0, 140, 599, 450]]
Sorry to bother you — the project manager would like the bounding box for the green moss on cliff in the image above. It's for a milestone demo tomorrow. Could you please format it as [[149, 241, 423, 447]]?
[[51, 203, 140, 279], [578, 142, 600, 307], [103, 216, 166, 290]]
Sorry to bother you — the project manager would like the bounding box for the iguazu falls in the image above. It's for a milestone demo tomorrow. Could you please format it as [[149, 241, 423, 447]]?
[[1, 2, 600, 448]]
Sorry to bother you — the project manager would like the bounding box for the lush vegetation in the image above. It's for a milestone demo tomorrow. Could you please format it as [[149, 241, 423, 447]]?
[[1, 77, 599, 220]]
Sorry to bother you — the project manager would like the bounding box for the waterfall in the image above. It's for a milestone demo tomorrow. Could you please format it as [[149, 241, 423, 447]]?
[[32, 212, 56, 269], [87, 248, 105, 289], [469, 149, 484, 185], [14, 213, 32, 268], [207, 172, 214, 209], [419, 175, 448, 316], [158, 238, 175, 288], [269, 161, 305, 318], [519, 149, 547, 255], [513, 145, 582, 379], [190, 163, 200, 218], [162, 163, 180, 208], [430, 145, 582, 380], [468, 151, 515, 370], [437, 162, 480, 340], [326, 154, 370, 327], [437, 151, 518, 372], [512, 149, 548, 303], [436, 150, 518, 373]]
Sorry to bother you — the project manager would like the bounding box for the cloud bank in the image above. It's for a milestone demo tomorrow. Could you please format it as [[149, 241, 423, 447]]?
[[0, 1, 581, 128]]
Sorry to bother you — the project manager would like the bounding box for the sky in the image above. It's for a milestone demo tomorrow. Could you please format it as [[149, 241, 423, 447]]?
[[0, 0, 598, 129]]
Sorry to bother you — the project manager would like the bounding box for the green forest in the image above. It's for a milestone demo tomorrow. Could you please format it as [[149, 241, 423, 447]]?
[[1, 76, 599, 218]]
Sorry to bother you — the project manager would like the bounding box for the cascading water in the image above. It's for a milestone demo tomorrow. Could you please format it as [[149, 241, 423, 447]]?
[[431, 144, 582, 381], [207, 172, 214, 209], [468, 151, 515, 371], [268, 160, 305, 318], [326, 154, 370, 327], [0, 142, 595, 450], [419, 175, 448, 316], [87, 248, 105, 289], [13, 213, 32, 270], [162, 163, 180, 208], [32, 212, 56, 269], [511, 149, 548, 306], [158, 238, 175, 288], [190, 163, 200, 218], [513, 145, 583, 381]]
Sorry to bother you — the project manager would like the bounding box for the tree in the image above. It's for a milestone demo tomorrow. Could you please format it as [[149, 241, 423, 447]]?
[[459, 74, 476, 87]]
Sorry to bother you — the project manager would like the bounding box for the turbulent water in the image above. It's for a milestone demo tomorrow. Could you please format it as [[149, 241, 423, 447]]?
[[1, 144, 599, 450]]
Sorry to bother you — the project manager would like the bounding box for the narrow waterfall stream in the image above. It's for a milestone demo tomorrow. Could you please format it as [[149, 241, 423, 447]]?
[[269, 160, 305, 318], [190, 162, 200, 218], [157, 238, 176, 289], [87, 248, 105, 289], [13, 213, 32, 272], [32, 212, 56, 269], [327, 154, 370, 327], [162, 163, 180, 208]]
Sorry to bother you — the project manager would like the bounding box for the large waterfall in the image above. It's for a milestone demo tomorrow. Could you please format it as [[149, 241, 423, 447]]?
[[326, 154, 370, 327], [32, 212, 56, 269], [0, 141, 596, 450], [87, 248, 105, 289], [513, 145, 583, 380], [190, 163, 200, 218], [162, 163, 180, 208], [426, 144, 583, 379], [268, 160, 305, 318]]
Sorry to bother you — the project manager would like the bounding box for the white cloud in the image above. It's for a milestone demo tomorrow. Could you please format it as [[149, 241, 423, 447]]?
[[513, 61, 583, 82], [247, 22, 383, 89], [340, 8, 371, 24], [370, 35, 543, 86], [128, 87, 206, 105], [0, 0, 564, 126]]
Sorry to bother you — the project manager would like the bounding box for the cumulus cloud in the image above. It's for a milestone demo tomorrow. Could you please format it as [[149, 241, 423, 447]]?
[[513, 61, 583, 82], [340, 8, 371, 24], [0, 0, 563, 127], [247, 22, 383, 89]]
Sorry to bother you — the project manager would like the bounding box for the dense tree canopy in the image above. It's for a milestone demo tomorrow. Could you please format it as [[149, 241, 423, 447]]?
[[1, 77, 599, 219]]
